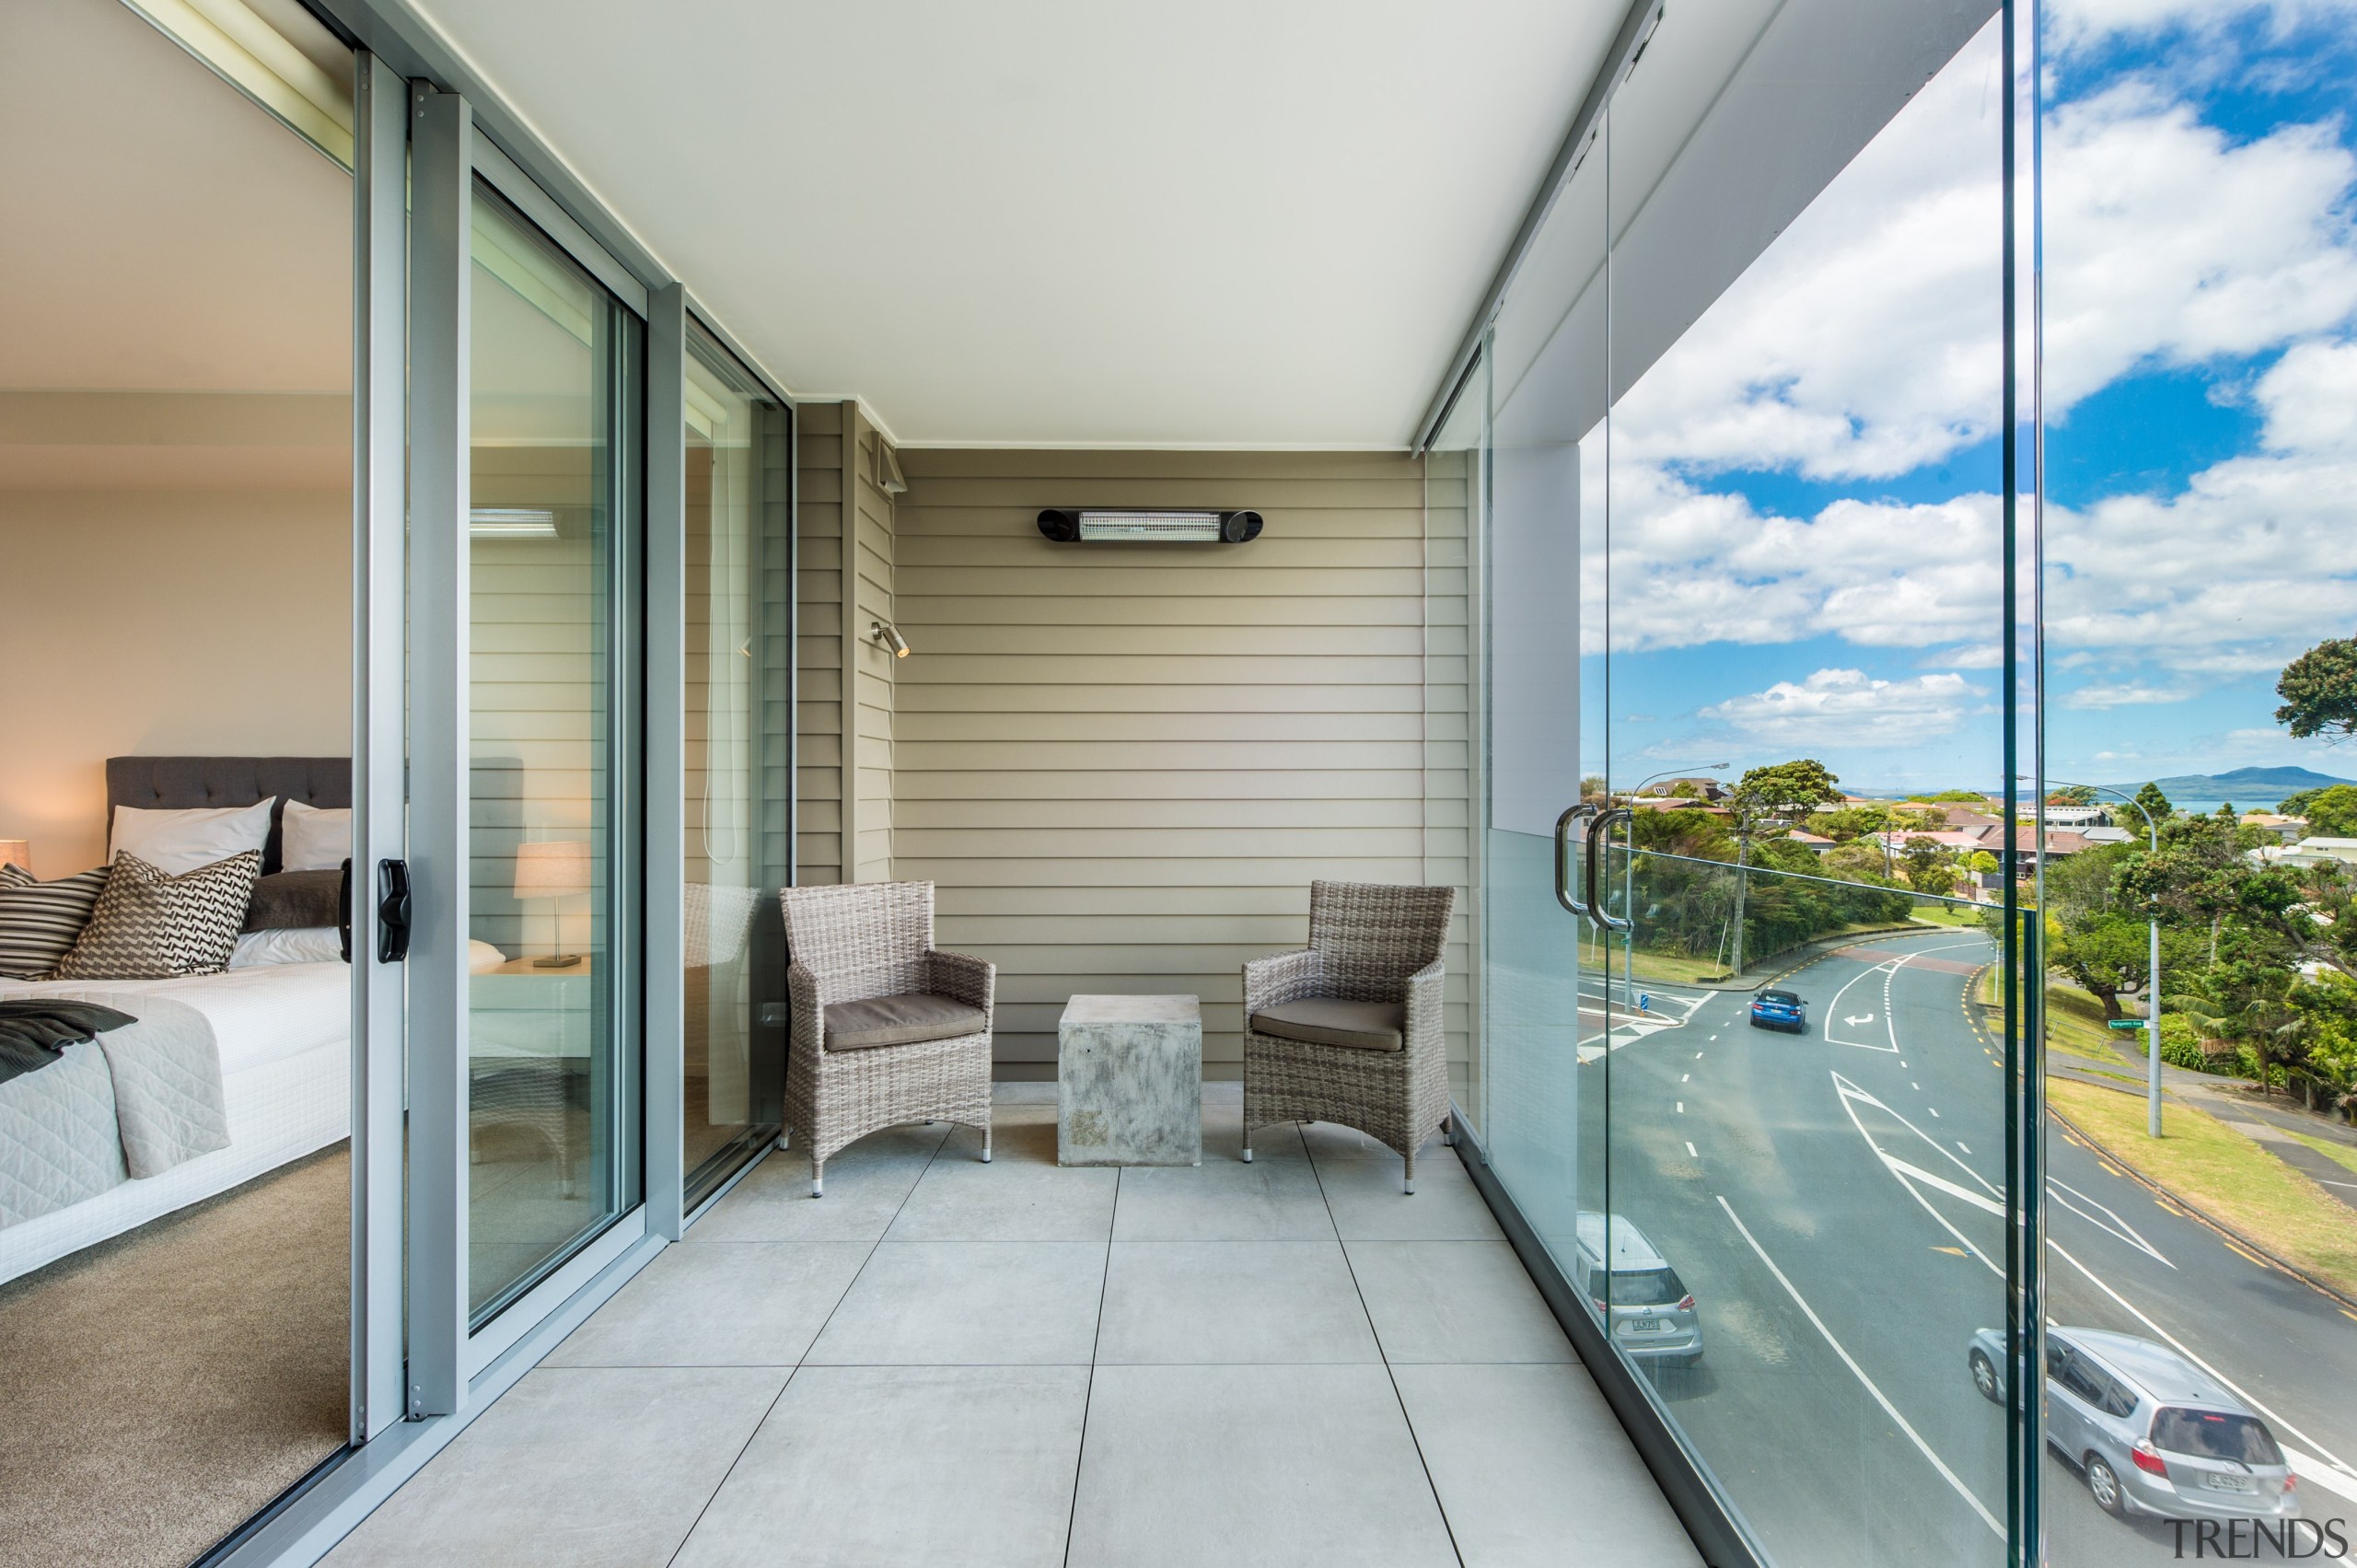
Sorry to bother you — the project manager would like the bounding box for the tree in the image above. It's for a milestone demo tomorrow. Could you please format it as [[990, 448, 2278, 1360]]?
[[1899, 835, 1956, 897], [2276, 635, 2357, 741], [2049, 784, 2097, 806], [1965, 849, 2000, 875], [2131, 780, 2175, 825], [1580, 774, 1608, 802], [2293, 783, 2357, 837], [1734, 760, 1842, 815], [2048, 912, 2152, 1020]]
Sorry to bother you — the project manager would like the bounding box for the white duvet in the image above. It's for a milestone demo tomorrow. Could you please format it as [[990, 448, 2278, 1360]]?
[[0, 959, 349, 1076]]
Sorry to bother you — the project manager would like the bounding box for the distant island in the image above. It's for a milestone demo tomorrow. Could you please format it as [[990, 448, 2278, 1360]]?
[[2105, 765, 2357, 807]]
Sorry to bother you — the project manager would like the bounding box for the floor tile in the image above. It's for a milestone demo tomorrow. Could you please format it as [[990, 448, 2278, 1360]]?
[[672, 1365, 1089, 1568], [686, 1144, 931, 1243], [1392, 1363, 1703, 1566], [885, 1155, 1117, 1241], [1111, 1157, 1334, 1241], [1344, 1241, 1574, 1364], [940, 1103, 1058, 1165], [1317, 1154, 1505, 1241], [806, 1241, 1107, 1365], [321, 1366, 784, 1568], [543, 1242, 869, 1367], [1097, 1241, 1378, 1364], [1297, 1119, 1451, 1162], [1067, 1364, 1458, 1568]]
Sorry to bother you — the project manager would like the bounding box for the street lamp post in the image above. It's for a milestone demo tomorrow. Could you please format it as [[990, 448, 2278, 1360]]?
[[1617, 764, 1730, 1006]]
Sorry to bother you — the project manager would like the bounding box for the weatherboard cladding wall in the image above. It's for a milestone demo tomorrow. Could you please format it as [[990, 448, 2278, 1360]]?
[[795, 400, 900, 887], [892, 448, 1469, 1076]]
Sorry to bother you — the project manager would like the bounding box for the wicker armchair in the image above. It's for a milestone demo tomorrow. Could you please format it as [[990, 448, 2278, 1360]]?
[[1242, 879, 1456, 1192], [779, 880, 994, 1197]]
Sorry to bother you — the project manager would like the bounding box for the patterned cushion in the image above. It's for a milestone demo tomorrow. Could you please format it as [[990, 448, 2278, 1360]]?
[[0, 865, 110, 980], [53, 852, 263, 980]]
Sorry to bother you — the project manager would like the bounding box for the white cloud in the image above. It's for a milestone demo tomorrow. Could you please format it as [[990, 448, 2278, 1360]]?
[[1700, 668, 1982, 746], [2061, 680, 2194, 708]]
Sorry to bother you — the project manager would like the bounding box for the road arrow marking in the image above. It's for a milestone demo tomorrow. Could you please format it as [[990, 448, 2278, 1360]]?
[[1846, 1013, 1876, 1026]]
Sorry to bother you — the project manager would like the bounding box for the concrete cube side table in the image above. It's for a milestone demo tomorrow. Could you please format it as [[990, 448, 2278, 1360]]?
[[1057, 993, 1202, 1167]]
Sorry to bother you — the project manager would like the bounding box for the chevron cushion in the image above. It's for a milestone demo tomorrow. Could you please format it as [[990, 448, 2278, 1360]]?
[[53, 851, 262, 980], [0, 864, 110, 980]]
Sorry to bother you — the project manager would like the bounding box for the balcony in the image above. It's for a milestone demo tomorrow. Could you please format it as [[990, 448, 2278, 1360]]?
[[321, 1086, 1697, 1568]]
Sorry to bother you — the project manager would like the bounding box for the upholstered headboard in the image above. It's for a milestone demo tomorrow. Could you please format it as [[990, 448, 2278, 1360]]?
[[105, 757, 352, 877]]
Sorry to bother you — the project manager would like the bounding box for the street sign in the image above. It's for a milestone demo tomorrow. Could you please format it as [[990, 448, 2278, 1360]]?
[[2107, 1018, 2153, 1029]]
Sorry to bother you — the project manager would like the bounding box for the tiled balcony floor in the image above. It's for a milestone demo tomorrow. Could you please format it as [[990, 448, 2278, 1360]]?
[[324, 1085, 1699, 1568]]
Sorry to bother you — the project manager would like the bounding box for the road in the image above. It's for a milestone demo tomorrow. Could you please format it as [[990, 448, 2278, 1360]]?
[[1520, 926, 2357, 1567]]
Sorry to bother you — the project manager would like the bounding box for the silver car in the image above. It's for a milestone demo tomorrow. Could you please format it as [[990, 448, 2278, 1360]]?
[[1968, 1326, 2299, 1524], [1573, 1213, 1702, 1366]]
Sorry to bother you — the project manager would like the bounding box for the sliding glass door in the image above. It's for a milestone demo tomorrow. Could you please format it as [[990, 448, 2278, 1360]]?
[[679, 322, 792, 1209], [464, 183, 644, 1324]]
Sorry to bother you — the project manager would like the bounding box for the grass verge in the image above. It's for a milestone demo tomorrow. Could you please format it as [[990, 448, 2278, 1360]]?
[[2046, 981, 2142, 1066], [2049, 1077, 2357, 1303]]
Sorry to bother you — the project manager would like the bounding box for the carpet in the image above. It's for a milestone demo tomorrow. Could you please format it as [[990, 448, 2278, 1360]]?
[[0, 1144, 350, 1568]]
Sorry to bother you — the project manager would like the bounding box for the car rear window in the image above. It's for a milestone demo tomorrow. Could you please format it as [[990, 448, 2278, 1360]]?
[[1759, 992, 1799, 1005], [1613, 1267, 1688, 1306], [2151, 1408, 2283, 1465]]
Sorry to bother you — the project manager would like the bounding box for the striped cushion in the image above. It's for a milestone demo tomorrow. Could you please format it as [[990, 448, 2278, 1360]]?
[[0, 864, 110, 980], [53, 851, 263, 981]]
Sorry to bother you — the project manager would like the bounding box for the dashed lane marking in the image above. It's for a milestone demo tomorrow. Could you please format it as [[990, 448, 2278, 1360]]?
[[1686, 1141, 1698, 1158]]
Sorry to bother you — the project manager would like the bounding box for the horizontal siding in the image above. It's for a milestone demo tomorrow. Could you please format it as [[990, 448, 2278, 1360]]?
[[896, 447, 1463, 1074], [795, 401, 846, 885]]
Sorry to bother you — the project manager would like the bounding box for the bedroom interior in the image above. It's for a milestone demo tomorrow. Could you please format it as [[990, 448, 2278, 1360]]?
[[0, 3, 360, 1566]]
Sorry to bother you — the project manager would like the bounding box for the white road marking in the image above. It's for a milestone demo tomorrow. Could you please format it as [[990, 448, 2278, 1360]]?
[[1681, 1074, 1690, 1083], [1695, 1051, 1704, 1060], [1912, 1082, 1922, 1090], [1686, 1141, 1698, 1157], [1676, 1101, 1685, 1114], [2047, 1179, 2172, 1267], [1718, 1196, 2004, 1539], [1929, 1108, 1941, 1118], [1957, 1142, 1970, 1155]]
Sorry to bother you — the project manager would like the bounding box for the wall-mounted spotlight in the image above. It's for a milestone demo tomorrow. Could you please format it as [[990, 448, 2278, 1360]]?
[[1037, 509, 1263, 544], [872, 621, 911, 658]]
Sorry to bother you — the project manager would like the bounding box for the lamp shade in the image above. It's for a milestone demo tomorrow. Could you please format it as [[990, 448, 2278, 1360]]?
[[0, 840, 27, 873], [513, 840, 590, 898]]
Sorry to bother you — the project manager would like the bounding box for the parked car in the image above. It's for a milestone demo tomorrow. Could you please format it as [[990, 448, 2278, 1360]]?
[[1748, 989, 1807, 1033], [1967, 1327, 2299, 1524], [1573, 1213, 1702, 1366]]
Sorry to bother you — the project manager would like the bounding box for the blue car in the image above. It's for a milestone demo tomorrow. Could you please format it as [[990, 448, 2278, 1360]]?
[[1748, 989, 1806, 1033]]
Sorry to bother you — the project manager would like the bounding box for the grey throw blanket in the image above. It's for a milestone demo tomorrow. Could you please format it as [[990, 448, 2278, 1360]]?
[[7, 989, 230, 1181], [0, 1000, 136, 1086]]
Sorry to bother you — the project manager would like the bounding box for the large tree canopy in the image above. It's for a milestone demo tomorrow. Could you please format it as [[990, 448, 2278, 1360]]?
[[2277, 636, 2357, 741], [1734, 759, 1841, 814]]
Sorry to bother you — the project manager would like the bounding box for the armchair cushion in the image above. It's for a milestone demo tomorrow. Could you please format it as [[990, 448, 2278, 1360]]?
[[823, 992, 987, 1052], [1249, 997, 1405, 1052]]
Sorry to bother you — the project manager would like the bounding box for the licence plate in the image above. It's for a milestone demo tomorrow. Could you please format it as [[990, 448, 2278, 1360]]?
[[2202, 1473, 2257, 1494], [1628, 1318, 1666, 1332]]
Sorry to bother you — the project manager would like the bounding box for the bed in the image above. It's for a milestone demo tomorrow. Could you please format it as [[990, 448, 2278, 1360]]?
[[0, 757, 353, 1285]]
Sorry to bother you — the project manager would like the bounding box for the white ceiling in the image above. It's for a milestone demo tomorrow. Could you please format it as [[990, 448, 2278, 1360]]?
[[409, 0, 1631, 447]]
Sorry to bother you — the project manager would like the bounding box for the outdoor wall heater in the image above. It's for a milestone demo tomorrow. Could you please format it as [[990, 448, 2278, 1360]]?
[[1037, 508, 1263, 544]]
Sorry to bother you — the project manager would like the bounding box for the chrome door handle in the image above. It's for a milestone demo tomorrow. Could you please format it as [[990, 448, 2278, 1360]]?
[[1554, 803, 1597, 918], [1588, 807, 1633, 933]]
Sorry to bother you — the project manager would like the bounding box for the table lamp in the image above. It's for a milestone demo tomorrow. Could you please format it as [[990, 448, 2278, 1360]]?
[[513, 841, 590, 968]]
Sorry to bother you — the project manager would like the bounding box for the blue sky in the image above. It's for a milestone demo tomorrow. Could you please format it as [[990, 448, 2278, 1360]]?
[[1581, 0, 2357, 797]]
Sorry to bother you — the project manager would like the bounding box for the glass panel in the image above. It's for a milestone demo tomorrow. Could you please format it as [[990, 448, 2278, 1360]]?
[[1481, 97, 1612, 1284], [1598, 9, 2015, 1565], [1428, 366, 1487, 1133], [681, 322, 792, 1209], [466, 182, 642, 1325], [2042, 6, 2357, 1563]]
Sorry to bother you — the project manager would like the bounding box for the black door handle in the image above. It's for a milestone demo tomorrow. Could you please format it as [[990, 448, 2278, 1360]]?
[[1554, 803, 1597, 918], [1588, 807, 1633, 934], [377, 859, 412, 964], [339, 858, 354, 964]]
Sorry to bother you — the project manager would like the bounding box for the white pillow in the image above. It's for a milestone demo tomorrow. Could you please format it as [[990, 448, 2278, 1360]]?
[[230, 926, 344, 967], [111, 800, 273, 876], [281, 800, 353, 873], [469, 938, 507, 974]]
